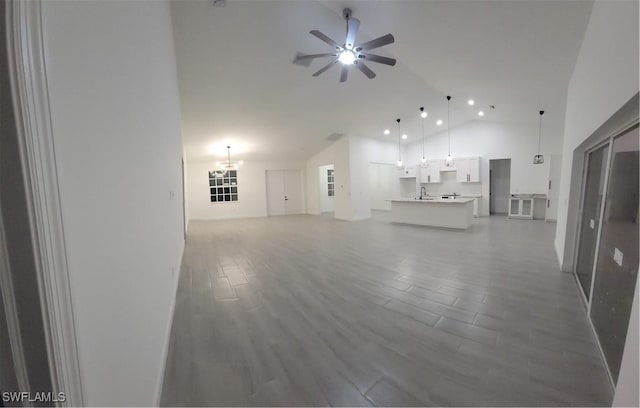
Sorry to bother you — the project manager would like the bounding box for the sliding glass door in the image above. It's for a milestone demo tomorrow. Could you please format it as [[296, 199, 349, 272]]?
[[589, 126, 639, 383], [575, 144, 609, 299]]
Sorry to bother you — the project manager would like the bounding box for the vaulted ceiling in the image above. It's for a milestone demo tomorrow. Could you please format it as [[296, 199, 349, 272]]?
[[170, 0, 593, 162]]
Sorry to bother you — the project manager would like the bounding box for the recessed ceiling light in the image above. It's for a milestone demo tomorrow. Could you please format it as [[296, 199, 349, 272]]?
[[478, 111, 484, 117], [402, 134, 408, 140], [468, 99, 475, 106], [384, 129, 390, 135], [420, 111, 427, 118], [436, 119, 443, 126]]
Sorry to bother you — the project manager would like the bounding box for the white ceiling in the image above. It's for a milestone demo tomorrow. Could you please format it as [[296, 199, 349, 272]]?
[[171, 0, 593, 162]]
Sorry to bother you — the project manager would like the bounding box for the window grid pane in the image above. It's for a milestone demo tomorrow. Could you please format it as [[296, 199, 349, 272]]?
[[209, 170, 239, 202]]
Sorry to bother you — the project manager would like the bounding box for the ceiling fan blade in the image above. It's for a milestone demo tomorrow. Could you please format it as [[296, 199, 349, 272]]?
[[310, 30, 342, 50], [345, 17, 360, 49], [340, 65, 349, 82], [359, 52, 397, 66], [355, 33, 395, 52], [312, 59, 339, 76], [355, 61, 376, 79], [294, 53, 336, 62]]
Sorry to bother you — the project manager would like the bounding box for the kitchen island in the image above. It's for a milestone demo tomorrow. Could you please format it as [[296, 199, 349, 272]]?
[[389, 198, 474, 229]]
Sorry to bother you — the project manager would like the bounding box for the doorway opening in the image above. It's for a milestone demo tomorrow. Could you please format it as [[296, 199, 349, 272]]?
[[318, 164, 335, 216], [489, 159, 511, 215]]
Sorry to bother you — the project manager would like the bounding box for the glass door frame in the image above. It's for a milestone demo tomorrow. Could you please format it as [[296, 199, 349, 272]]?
[[572, 138, 613, 307], [571, 121, 639, 388]]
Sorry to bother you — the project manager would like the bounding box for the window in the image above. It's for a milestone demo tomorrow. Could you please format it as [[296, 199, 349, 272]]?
[[327, 168, 334, 197], [209, 170, 238, 202]]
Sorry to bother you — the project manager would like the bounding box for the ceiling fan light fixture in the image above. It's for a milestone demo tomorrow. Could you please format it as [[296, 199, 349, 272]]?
[[338, 50, 356, 65], [296, 9, 396, 82]]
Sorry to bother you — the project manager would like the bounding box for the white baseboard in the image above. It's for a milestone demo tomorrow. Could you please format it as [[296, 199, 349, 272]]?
[[154, 238, 185, 407]]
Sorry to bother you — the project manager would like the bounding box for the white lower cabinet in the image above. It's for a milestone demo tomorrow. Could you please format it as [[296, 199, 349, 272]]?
[[508, 197, 533, 219]]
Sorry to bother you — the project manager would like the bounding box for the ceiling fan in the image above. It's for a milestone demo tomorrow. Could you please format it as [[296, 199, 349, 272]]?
[[295, 8, 396, 82]]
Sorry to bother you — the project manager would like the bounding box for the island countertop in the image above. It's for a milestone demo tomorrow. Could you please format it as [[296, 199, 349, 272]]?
[[389, 198, 475, 204], [389, 198, 474, 229]]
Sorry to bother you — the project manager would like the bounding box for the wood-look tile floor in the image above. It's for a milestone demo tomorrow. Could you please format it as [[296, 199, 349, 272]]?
[[160, 213, 613, 407]]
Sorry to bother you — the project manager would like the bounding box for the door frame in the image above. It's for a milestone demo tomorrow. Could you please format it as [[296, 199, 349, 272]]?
[[570, 120, 639, 389], [5, 0, 84, 404]]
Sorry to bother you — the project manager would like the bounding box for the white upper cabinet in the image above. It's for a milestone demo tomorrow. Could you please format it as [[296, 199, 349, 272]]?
[[420, 159, 442, 183], [398, 166, 417, 178], [456, 157, 480, 183]]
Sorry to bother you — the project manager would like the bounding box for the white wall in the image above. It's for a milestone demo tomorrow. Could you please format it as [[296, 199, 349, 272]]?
[[551, 2, 638, 405], [404, 120, 563, 216], [369, 163, 402, 210], [555, 0, 639, 267], [41, 1, 184, 405], [318, 164, 335, 213], [187, 160, 305, 220], [349, 136, 404, 220]]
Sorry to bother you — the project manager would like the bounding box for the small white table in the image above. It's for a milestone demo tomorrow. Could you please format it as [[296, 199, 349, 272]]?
[[389, 198, 474, 229]]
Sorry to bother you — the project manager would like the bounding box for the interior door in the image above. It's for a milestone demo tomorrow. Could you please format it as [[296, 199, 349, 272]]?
[[283, 170, 303, 215], [575, 144, 610, 299], [266, 170, 285, 216], [589, 126, 639, 383]]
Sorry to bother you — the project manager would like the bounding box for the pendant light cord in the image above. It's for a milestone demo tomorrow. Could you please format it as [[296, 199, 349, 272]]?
[[447, 97, 451, 155], [397, 119, 401, 162], [537, 114, 542, 154], [421, 113, 425, 159]]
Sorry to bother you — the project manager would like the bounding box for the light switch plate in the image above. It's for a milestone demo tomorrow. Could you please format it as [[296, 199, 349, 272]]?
[[590, 219, 595, 229], [614, 248, 623, 267]]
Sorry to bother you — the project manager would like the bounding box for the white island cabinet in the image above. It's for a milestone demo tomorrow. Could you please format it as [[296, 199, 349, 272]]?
[[389, 198, 474, 229]]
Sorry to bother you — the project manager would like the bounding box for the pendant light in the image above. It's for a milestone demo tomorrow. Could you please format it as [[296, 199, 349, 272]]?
[[420, 107, 427, 164], [444, 95, 455, 167], [533, 110, 545, 164], [396, 118, 403, 168], [216, 146, 244, 174]]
